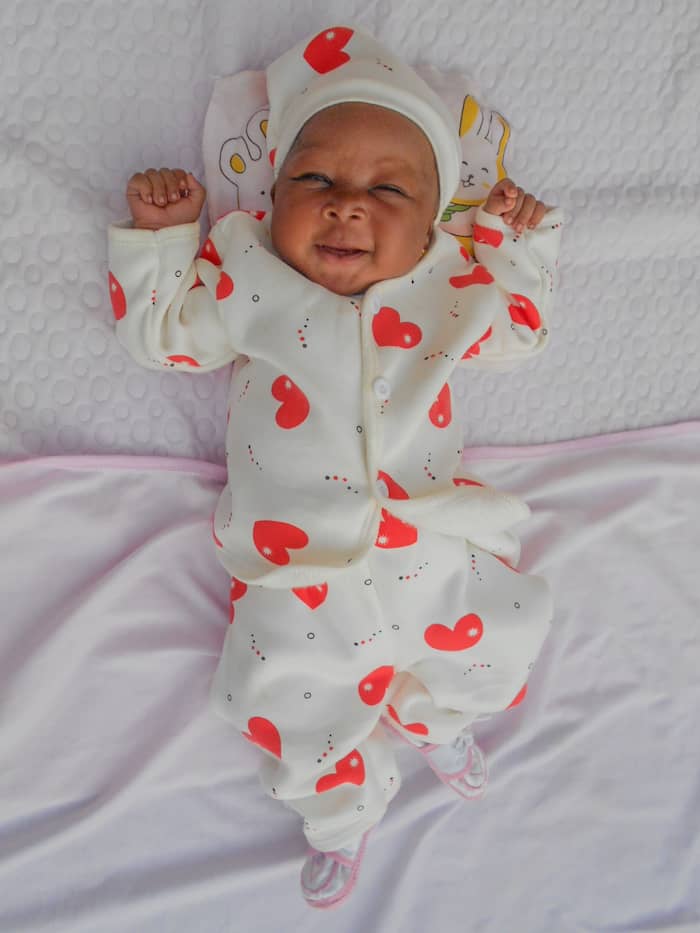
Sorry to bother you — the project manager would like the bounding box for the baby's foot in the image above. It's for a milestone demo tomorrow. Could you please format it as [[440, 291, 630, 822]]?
[[421, 731, 488, 799], [300, 831, 369, 909]]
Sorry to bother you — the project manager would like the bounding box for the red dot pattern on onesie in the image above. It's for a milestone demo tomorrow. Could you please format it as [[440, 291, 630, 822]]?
[[247, 443, 262, 471], [108, 272, 126, 320], [424, 451, 437, 481], [303, 27, 354, 74], [353, 624, 383, 648], [470, 552, 483, 583], [249, 633, 267, 661], [315, 748, 366, 794], [296, 317, 310, 349], [271, 375, 310, 429], [398, 561, 429, 582], [316, 734, 336, 765], [372, 306, 423, 349], [424, 613, 484, 652], [325, 473, 360, 494]]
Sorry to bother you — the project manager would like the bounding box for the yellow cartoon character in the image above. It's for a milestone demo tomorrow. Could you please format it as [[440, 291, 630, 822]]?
[[219, 107, 272, 211], [439, 96, 510, 254]]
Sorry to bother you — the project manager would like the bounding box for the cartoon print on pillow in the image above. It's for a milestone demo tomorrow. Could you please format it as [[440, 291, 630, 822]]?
[[439, 96, 511, 255], [219, 107, 272, 212]]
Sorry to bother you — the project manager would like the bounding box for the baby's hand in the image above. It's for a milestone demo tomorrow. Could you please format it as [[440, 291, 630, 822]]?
[[483, 178, 549, 234], [126, 168, 206, 230]]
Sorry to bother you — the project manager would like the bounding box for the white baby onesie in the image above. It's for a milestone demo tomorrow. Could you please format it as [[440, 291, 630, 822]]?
[[108, 205, 563, 850]]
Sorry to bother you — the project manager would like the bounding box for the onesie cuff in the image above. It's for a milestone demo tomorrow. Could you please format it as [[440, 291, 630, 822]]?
[[108, 219, 201, 245]]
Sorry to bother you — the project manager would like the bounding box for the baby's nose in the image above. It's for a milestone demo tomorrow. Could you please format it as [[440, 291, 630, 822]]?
[[322, 190, 367, 221]]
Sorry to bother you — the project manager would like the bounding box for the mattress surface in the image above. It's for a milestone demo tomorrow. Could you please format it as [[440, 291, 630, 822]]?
[[1, 0, 699, 462]]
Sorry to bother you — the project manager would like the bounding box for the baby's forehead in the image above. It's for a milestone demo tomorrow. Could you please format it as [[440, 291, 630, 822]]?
[[289, 102, 437, 170]]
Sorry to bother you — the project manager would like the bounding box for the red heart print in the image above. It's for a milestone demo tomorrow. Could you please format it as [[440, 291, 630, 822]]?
[[165, 354, 201, 367], [271, 375, 310, 429], [449, 263, 494, 289], [253, 520, 309, 565], [292, 583, 328, 610], [200, 237, 222, 265], [424, 613, 484, 652], [268, 148, 276, 167], [429, 383, 452, 428], [108, 272, 126, 320], [243, 716, 282, 758], [315, 748, 365, 793], [376, 470, 409, 500], [372, 306, 423, 349], [508, 293, 541, 329], [461, 326, 492, 359], [386, 704, 429, 736], [358, 665, 395, 706], [453, 477, 483, 487], [375, 509, 417, 549], [216, 271, 234, 300], [303, 27, 354, 74], [507, 684, 528, 710], [229, 577, 248, 623], [472, 223, 504, 248]]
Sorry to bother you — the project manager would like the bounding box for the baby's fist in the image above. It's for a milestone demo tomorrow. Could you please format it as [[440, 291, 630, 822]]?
[[127, 168, 206, 230], [483, 178, 549, 233]]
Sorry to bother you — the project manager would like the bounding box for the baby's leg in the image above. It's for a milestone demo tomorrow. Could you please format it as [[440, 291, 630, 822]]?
[[373, 531, 553, 743], [209, 568, 401, 853]]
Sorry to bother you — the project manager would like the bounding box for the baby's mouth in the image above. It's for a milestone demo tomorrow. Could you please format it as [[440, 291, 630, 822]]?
[[316, 244, 368, 259]]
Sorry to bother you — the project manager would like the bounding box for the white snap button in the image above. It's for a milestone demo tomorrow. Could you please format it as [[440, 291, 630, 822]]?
[[376, 479, 389, 498], [373, 377, 390, 400]]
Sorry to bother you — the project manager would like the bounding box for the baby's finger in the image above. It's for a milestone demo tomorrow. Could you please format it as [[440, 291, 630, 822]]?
[[157, 167, 183, 203], [527, 201, 548, 228], [173, 169, 189, 194], [144, 168, 169, 206], [503, 186, 524, 224], [513, 194, 537, 232], [126, 172, 155, 204]]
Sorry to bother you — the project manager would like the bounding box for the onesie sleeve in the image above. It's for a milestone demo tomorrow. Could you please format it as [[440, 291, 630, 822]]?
[[107, 219, 238, 373], [458, 205, 565, 371]]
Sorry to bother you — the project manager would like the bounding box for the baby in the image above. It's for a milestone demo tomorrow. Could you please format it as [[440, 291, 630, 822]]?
[[108, 26, 563, 909]]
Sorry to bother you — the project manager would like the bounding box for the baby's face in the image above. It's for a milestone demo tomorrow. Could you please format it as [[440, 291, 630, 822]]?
[[270, 103, 439, 296]]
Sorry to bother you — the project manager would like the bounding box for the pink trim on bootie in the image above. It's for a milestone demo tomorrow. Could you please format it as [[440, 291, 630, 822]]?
[[300, 830, 370, 909], [382, 716, 488, 800]]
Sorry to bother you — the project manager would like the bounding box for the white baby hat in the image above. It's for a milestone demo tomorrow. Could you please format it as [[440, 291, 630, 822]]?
[[265, 25, 462, 221]]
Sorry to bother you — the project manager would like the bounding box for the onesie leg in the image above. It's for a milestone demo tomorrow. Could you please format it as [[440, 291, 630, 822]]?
[[372, 532, 553, 745], [209, 570, 401, 851]]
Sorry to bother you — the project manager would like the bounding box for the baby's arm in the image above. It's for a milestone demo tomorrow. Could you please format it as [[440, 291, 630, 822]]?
[[108, 168, 238, 372], [458, 178, 564, 370]]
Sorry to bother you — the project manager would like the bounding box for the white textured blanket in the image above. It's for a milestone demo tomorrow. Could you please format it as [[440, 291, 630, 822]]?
[[1, 1, 699, 462]]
